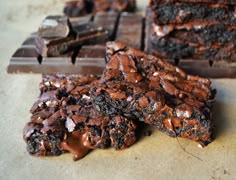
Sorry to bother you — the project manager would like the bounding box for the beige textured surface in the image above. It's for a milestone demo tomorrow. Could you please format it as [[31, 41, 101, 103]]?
[[0, 1, 236, 180]]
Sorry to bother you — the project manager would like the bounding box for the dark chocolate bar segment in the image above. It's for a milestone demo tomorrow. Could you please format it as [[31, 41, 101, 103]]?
[[94, 11, 119, 40], [7, 47, 42, 73], [77, 45, 106, 58], [116, 13, 143, 49]]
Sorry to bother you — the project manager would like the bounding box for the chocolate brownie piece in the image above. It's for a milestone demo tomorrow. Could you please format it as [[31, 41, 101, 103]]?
[[63, 0, 94, 17], [91, 41, 216, 147], [150, 1, 236, 25], [24, 74, 137, 160]]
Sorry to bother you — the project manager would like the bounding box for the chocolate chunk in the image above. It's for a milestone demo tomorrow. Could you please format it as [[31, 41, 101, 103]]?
[[38, 16, 72, 38], [36, 23, 108, 57]]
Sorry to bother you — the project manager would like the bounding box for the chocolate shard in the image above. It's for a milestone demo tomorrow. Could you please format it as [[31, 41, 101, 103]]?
[[35, 36, 76, 57], [38, 15, 73, 38], [36, 22, 108, 57]]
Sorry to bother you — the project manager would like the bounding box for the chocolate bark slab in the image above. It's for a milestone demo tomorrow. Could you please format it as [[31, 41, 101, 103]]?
[[91, 41, 216, 147], [24, 74, 137, 160]]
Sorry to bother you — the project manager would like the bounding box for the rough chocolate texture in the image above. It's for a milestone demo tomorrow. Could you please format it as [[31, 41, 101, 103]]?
[[24, 74, 137, 160], [23, 42, 216, 161], [91, 41, 216, 147], [150, 0, 236, 5], [146, 5, 236, 61], [150, 1, 236, 25]]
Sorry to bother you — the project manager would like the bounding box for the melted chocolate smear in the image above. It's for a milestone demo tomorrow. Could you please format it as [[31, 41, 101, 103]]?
[[61, 131, 93, 161]]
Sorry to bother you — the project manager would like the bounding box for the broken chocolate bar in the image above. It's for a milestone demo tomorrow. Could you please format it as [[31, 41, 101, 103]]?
[[36, 22, 108, 57], [38, 16, 73, 38], [91, 41, 216, 147]]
